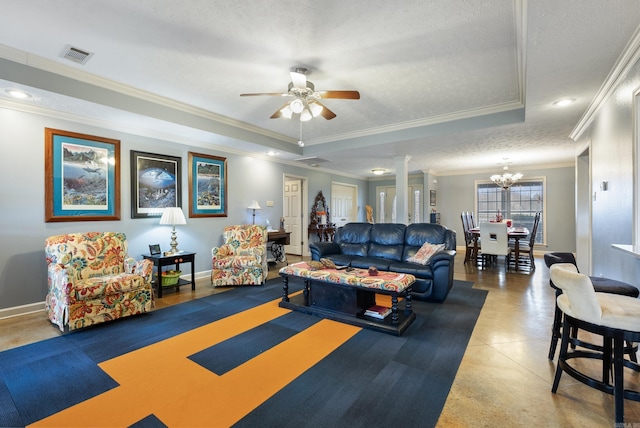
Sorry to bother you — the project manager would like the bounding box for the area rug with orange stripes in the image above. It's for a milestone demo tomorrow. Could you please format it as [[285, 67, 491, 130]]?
[[0, 278, 486, 427]]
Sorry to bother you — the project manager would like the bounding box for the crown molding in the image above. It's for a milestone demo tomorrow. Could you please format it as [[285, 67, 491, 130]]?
[[570, 24, 640, 141]]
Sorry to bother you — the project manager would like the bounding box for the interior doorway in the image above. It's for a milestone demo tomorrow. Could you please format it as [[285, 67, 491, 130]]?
[[375, 185, 424, 223], [331, 182, 357, 227], [283, 175, 308, 256], [576, 146, 591, 274]]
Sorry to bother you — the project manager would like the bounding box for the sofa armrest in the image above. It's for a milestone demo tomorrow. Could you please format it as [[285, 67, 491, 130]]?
[[429, 250, 455, 265], [47, 264, 73, 304], [309, 242, 341, 261], [125, 257, 153, 282], [429, 250, 456, 302], [212, 244, 234, 260], [237, 246, 267, 261]]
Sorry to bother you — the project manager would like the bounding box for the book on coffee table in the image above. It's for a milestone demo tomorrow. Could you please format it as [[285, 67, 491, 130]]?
[[364, 305, 392, 319]]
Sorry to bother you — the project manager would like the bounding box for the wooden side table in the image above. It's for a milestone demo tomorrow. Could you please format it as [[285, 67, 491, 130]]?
[[142, 252, 196, 298]]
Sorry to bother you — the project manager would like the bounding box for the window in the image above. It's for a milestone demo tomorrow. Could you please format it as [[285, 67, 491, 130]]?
[[476, 178, 545, 244]]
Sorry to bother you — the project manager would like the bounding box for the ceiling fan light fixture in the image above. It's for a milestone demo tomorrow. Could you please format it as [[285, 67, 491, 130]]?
[[300, 109, 312, 122], [290, 98, 304, 114], [280, 105, 293, 119], [309, 101, 323, 117]]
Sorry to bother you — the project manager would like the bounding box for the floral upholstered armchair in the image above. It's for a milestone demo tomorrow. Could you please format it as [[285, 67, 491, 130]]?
[[211, 224, 268, 286], [45, 232, 154, 331]]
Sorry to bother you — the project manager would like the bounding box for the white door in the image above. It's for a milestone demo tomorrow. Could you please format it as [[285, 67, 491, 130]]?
[[331, 183, 357, 227], [284, 178, 302, 255], [376, 185, 423, 223]]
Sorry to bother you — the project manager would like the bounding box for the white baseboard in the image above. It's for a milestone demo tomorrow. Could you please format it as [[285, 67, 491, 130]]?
[[1, 269, 213, 320], [0, 302, 45, 320]]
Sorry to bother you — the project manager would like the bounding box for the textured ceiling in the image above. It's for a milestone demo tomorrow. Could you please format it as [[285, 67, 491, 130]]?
[[1, 0, 640, 177]]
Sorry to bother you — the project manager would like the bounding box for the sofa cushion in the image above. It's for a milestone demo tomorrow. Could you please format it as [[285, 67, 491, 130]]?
[[407, 242, 445, 265], [405, 223, 447, 245], [348, 257, 392, 271], [335, 223, 372, 245], [368, 243, 403, 261], [389, 262, 433, 279], [367, 223, 406, 261], [340, 243, 369, 257], [370, 223, 406, 245], [74, 273, 148, 301]]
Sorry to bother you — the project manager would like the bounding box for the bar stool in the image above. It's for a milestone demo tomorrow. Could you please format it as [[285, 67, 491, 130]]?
[[550, 263, 640, 424], [544, 252, 639, 360]]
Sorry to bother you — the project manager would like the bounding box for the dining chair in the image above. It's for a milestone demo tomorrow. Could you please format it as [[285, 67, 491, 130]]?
[[510, 211, 540, 270], [469, 211, 477, 228], [479, 222, 511, 268], [461, 212, 477, 264]]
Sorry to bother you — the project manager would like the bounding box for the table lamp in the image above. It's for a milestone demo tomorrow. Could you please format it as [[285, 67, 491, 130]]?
[[248, 200, 261, 224], [159, 207, 187, 254]]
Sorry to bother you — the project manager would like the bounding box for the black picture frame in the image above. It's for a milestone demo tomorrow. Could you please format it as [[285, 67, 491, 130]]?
[[130, 150, 181, 218], [149, 244, 161, 255]]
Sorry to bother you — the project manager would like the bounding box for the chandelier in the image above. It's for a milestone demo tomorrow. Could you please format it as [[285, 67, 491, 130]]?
[[490, 165, 523, 190]]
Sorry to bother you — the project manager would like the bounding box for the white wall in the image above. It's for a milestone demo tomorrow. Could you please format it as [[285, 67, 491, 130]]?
[[576, 58, 640, 284]]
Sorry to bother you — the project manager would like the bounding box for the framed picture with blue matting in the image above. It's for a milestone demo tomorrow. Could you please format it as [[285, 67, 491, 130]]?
[[130, 150, 181, 218], [45, 128, 120, 222], [188, 152, 227, 217]]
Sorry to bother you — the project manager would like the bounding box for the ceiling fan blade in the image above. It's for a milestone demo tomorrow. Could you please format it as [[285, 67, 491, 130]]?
[[270, 102, 291, 119], [290, 71, 307, 89], [240, 92, 289, 97], [318, 90, 360, 100], [315, 102, 337, 120]]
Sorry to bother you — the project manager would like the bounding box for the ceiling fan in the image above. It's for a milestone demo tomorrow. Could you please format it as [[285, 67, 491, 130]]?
[[240, 67, 360, 121]]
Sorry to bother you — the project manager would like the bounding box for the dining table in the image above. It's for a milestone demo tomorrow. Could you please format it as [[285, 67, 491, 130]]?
[[469, 226, 530, 271]]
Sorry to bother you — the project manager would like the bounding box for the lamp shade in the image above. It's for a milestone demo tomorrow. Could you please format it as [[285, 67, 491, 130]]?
[[248, 200, 261, 210], [159, 207, 186, 225], [289, 99, 304, 114]]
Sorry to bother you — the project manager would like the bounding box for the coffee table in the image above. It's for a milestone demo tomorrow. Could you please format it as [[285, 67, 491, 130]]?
[[278, 262, 416, 336]]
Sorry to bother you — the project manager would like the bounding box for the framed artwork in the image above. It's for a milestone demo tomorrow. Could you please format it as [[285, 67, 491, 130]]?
[[45, 128, 120, 222], [188, 152, 227, 217], [130, 151, 181, 218], [430, 190, 437, 206], [148, 244, 161, 255]]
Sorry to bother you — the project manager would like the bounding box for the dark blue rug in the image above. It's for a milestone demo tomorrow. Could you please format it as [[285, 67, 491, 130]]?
[[0, 279, 486, 427]]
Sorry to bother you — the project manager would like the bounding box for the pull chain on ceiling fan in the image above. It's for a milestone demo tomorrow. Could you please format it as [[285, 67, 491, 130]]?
[[298, 120, 304, 147], [240, 67, 360, 121]]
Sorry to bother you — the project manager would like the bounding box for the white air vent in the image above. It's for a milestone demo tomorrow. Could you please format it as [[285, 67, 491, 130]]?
[[294, 156, 332, 164], [62, 46, 94, 65]]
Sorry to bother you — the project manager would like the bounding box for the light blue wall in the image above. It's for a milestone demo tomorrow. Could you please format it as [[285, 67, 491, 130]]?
[[576, 58, 640, 284], [433, 167, 576, 251], [0, 107, 367, 310]]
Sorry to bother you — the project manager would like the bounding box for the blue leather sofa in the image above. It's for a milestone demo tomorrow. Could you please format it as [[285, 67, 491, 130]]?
[[309, 222, 456, 302]]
